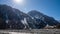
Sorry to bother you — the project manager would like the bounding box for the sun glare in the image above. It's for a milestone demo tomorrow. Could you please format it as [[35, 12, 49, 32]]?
[[13, 0, 24, 5]]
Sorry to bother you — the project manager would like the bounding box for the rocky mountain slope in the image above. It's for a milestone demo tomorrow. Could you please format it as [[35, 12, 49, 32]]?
[[0, 5, 59, 29], [28, 10, 60, 26]]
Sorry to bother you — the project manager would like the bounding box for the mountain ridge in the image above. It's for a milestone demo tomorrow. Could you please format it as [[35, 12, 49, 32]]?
[[28, 10, 60, 26], [0, 4, 60, 29]]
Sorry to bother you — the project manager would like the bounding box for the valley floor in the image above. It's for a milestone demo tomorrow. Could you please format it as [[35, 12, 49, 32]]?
[[0, 29, 60, 34]]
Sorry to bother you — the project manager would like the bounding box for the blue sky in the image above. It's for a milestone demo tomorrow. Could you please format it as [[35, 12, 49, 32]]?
[[0, 0, 60, 20]]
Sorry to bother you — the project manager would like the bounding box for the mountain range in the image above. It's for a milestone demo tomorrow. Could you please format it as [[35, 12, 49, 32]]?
[[0, 5, 60, 29]]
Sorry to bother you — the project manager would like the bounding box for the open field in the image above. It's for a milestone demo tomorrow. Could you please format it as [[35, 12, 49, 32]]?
[[0, 29, 60, 34]]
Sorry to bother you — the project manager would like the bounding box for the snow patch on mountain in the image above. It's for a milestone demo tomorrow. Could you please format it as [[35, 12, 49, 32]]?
[[21, 18, 28, 25]]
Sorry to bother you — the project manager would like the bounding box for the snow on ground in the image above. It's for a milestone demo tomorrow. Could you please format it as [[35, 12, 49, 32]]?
[[0, 29, 60, 34]]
